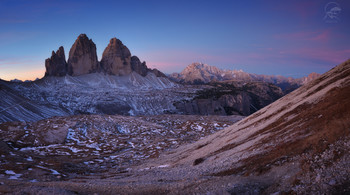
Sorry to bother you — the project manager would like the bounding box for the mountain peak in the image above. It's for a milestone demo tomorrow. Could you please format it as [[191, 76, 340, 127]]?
[[307, 72, 321, 79], [300, 72, 321, 85], [67, 34, 99, 76], [45, 46, 67, 77], [100, 37, 132, 76], [78, 33, 88, 38], [187, 62, 211, 69], [109, 37, 122, 44], [189, 62, 205, 66], [44, 34, 166, 78], [183, 62, 221, 73]]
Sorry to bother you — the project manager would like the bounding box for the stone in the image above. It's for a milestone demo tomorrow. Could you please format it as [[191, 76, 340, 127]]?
[[67, 34, 99, 76], [131, 56, 148, 76], [45, 46, 67, 76], [150, 68, 167, 77], [100, 38, 132, 76], [45, 34, 168, 78]]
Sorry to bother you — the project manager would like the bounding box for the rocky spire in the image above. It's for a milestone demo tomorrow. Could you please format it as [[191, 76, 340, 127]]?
[[131, 56, 148, 76], [100, 38, 132, 76], [45, 46, 67, 77], [67, 34, 99, 76], [44, 34, 167, 78]]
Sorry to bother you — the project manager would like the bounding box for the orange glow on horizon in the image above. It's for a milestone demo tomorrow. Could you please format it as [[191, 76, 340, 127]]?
[[0, 69, 45, 81]]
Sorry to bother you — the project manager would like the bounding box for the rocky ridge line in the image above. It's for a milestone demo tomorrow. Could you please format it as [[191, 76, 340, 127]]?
[[45, 34, 165, 77], [170, 62, 320, 93]]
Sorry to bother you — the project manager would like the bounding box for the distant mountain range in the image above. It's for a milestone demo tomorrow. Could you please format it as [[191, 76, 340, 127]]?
[[170, 62, 320, 93]]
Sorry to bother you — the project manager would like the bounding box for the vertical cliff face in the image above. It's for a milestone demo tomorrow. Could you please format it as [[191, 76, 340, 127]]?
[[100, 38, 132, 76], [131, 56, 148, 76], [44, 34, 166, 77], [45, 46, 67, 76], [67, 34, 99, 76]]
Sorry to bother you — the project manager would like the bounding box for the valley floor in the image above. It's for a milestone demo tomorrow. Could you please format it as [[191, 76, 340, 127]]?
[[0, 114, 244, 194], [1, 135, 350, 195]]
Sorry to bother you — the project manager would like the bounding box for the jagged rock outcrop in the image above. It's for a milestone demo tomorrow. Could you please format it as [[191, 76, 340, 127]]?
[[175, 99, 226, 115], [45, 46, 67, 76], [131, 56, 148, 76], [175, 81, 283, 116], [175, 93, 253, 116], [67, 34, 99, 76], [100, 38, 132, 76], [218, 93, 252, 115], [44, 34, 167, 77]]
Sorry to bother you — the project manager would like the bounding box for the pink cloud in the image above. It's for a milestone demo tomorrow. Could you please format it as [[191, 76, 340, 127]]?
[[146, 61, 183, 72], [225, 46, 350, 69], [274, 30, 331, 43], [309, 30, 330, 42], [287, 48, 350, 64]]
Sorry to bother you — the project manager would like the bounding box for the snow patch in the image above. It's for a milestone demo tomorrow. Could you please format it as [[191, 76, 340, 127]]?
[[5, 170, 22, 180], [195, 125, 203, 131], [158, 164, 170, 168], [86, 143, 101, 151], [50, 169, 60, 175], [5, 170, 16, 175]]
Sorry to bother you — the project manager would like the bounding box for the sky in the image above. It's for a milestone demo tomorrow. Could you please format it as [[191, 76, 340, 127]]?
[[0, 0, 349, 81]]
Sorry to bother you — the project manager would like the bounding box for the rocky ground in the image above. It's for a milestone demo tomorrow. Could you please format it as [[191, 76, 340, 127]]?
[[0, 114, 243, 187]]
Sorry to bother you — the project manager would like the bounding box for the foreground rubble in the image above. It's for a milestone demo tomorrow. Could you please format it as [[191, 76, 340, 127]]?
[[0, 114, 243, 184]]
